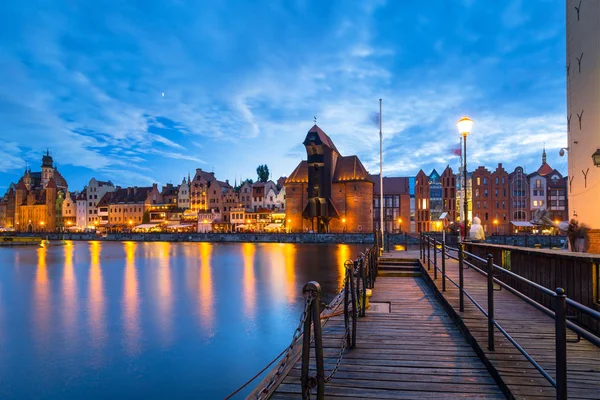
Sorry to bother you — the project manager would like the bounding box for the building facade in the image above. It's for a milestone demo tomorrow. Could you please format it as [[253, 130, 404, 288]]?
[[566, 0, 600, 251], [415, 170, 430, 233], [370, 175, 410, 233], [285, 125, 373, 233]]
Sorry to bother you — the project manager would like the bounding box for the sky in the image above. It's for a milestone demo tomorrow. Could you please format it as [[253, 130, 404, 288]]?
[[0, 0, 568, 191]]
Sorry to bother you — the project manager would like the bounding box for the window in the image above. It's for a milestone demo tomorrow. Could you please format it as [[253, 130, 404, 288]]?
[[540, 190, 544, 196], [539, 200, 544, 206], [536, 179, 541, 189], [533, 190, 538, 196], [485, 213, 489, 220], [502, 177, 505, 184], [495, 177, 499, 185], [533, 200, 538, 207], [477, 177, 481, 185], [483, 178, 487, 185], [475, 189, 479, 197], [495, 189, 498, 197], [484, 189, 488, 197]]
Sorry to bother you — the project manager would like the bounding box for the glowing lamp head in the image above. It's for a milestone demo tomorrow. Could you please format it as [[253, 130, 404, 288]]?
[[398, 218, 402, 223], [342, 218, 346, 223], [40, 221, 45, 225], [456, 116, 474, 138], [493, 219, 498, 225]]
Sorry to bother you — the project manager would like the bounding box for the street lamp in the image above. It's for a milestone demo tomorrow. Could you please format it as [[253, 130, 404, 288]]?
[[457, 116, 474, 241], [342, 217, 347, 233], [398, 217, 402, 233], [493, 219, 498, 234], [592, 149, 600, 167]]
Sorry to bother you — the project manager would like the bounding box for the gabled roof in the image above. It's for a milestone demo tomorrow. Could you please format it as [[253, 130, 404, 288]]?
[[305, 125, 340, 154], [537, 163, 553, 176], [97, 192, 112, 207], [333, 155, 370, 182], [286, 161, 308, 184]]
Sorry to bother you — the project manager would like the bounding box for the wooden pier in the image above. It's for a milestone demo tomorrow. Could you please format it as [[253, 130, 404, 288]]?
[[247, 243, 600, 400]]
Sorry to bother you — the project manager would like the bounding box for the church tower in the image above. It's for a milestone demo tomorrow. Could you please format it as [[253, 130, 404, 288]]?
[[41, 150, 54, 189]]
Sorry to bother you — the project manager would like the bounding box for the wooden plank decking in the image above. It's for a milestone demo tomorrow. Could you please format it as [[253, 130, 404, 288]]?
[[270, 272, 505, 399], [417, 248, 600, 400]]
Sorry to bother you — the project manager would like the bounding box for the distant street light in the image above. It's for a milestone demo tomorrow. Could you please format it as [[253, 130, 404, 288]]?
[[493, 219, 498, 234], [457, 116, 474, 241], [398, 217, 402, 233]]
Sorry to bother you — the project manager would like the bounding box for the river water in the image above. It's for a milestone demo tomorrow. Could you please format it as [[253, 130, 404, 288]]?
[[0, 241, 365, 399]]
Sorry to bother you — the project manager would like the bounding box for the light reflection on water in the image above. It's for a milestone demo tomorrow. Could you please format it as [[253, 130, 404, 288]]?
[[0, 241, 365, 399]]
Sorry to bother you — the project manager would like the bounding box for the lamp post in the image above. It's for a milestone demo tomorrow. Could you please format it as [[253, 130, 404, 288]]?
[[457, 116, 474, 241], [493, 219, 498, 234], [287, 218, 291, 234], [379, 99, 384, 254], [593, 149, 600, 166], [398, 217, 402, 233], [342, 217, 347, 233]]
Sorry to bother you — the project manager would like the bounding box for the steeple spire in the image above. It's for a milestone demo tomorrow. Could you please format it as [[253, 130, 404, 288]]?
[[542, 145, 547, 165]]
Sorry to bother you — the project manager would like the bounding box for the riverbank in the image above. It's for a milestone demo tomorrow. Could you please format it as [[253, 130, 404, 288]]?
[[0, 232, 567, 247]]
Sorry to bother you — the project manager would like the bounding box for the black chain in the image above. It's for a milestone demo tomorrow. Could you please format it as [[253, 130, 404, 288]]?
[[257, 293, 314, 399]]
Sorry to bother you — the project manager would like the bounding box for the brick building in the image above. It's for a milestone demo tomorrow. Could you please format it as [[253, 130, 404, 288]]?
[[415, 170, 430, 232], [441, 166, 457, 223], [370, 175, 410, 233], [285, 125, 373, 233], [491, 164, 510, 234]]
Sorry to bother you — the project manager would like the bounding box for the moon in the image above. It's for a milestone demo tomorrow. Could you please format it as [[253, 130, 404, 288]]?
[[161, 92, 165, 97]]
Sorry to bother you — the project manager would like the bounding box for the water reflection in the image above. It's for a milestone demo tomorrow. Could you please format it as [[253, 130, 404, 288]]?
[[123, 241, 140, 354], [89, 241, 105, 348], [198, 242, 214, 334], [283, 245, 297, 303], [62, 243, 77, 339], [242, 243, 256, 320], [34, 246, 50, 347], [156, 242, 173, 345], [336, 244, 352, 290]]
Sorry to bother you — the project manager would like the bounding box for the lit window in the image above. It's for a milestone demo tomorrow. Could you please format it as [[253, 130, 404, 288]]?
[[533, 200, 538, 207]]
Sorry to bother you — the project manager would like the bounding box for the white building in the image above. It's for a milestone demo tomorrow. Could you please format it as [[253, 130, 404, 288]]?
[[197, 211, 219, 233], [178, 176, 190, 210], [62, 192, 77, 229], [566, 0, 600, 247], [76, 190, 88, 230], [527, 172, 547, 220], [86, 178, 116, 229]]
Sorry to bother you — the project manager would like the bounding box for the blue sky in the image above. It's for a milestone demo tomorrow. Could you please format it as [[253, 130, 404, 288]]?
[[0, 0, 567, 191]]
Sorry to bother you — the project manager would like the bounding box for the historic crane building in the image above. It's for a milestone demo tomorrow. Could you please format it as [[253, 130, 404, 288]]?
[[285, 125, 373, 233]]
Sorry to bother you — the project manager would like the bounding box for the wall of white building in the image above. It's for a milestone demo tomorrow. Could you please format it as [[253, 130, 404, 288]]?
[[567, 0, 600, 229]]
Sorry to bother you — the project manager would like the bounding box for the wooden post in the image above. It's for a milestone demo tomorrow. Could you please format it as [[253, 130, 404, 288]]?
[[301, 281, 324, 400], [555, 288, 567, 400], [487, 254, 495, 351]]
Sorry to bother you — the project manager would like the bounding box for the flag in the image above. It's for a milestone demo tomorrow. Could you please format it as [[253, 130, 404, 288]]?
[[369, 111, 380, 127], [451, 146, 461, 156]]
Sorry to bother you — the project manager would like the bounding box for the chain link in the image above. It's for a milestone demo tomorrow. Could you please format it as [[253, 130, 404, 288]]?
[[256, 293, 314, 400]]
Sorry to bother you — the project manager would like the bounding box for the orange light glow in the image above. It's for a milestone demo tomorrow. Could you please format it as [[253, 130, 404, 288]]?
[[242, 243, 256, 319], [337, 244, 351, 291], [89, 241, 105, 347], [63, 243, 77, 336], [157, 242, 173, 345], [34, 246, 50, 345], [199, 242, 214, 334], [123, 241, 140, 353]]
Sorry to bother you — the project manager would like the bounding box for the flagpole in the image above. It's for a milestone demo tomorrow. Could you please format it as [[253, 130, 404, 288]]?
[[379, 99, 384, 254]]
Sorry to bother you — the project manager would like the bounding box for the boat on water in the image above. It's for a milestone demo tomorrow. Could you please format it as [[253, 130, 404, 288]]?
[[0, 236, 44, 246]]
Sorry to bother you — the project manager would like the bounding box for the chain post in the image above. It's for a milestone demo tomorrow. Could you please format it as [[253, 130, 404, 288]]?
[[487, 254, 495, 351], [459, 243, 464, 312], [441, 241, 446, 291], [343, 261, 351, 349], [433, 237, 438, 280], [555, 287, 567, 400], [300, 282, 324, 400]]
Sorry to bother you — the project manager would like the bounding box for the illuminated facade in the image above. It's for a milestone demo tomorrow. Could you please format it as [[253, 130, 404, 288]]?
[[285, 125, 373, 233], [566, 0, 600, 252]]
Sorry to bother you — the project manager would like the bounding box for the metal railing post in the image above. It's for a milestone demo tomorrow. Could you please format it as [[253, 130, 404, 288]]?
[[441, 241, 446, 291], [344, 262, 351, 349], [555, 288, 567, 400], [350, 261, 357, 349], [487, 254, 495, 351], [420, 233, 423, 260], [458, 244, 464, 312], [301, 282, 324, 400], [404, 232, 408, 252], [360, 258, 367, 317], [427, 235, 431, 270], [433, 238, 438, 280]]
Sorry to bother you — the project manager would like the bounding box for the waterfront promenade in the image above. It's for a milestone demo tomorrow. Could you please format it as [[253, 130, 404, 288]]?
[[249, 246, 600, 399]]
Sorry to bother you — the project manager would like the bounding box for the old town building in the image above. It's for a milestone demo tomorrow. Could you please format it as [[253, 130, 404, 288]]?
[[86, 178, 115, 229], [490, 163, 510, 234], [5, 151, 68, 232], [370, 175, 410, 233], [415, 170, 430, 232], [177, 176, 190, 210], [285, 125, 373, 233], [441, 166, 457, 224], [62, 192, 77, 228]]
